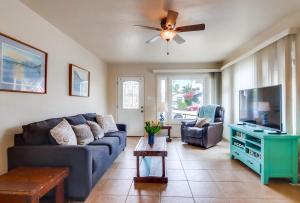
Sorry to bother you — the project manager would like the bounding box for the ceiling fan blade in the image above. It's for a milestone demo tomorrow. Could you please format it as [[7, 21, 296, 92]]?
[[134, 25, 161, 31], [175, 24, 205, 32], [173, 34, 186, 44], [146, 35, 160, 44], [166, 10, 178, 28]]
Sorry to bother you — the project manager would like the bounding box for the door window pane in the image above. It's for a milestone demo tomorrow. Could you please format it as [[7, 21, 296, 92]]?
[[123, 81, 139, 109], [171, 79, 203, 120]]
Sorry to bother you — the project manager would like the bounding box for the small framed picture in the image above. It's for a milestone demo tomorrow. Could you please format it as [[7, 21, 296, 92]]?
[[0, 32, 47, 94], [69, 64, 90, 97]]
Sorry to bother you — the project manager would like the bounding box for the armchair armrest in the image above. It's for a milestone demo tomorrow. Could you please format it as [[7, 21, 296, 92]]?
[[204, 122, 223, 148], [116, 123, 127, 132], [181, 120, 196, 127], [7, 145, 93, 200]]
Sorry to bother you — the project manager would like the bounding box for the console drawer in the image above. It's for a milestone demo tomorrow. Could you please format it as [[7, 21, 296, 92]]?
[[243, 156, 260, 174], [232, 147, 261, 174]]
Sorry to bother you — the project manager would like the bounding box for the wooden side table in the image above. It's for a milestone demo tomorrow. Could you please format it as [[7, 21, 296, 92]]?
[[161, 125, 172, 142], [0, 167, 69, 203]]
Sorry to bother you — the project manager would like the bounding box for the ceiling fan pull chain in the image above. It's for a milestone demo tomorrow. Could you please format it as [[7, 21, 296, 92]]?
[[167, 41, 169, 55]]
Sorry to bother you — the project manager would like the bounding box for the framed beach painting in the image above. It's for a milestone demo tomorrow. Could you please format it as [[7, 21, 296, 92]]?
[[0, 33, 47, 94], [69, 64, 90, 97]]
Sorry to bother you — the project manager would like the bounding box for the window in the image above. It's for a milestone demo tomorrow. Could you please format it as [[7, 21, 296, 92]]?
[[157, 74, 210, 122], [123, 81, 139, 109], [171, 79, 204, 120]]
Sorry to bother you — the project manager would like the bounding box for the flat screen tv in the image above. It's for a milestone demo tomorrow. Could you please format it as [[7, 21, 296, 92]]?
[[239, 85, 282, 131]]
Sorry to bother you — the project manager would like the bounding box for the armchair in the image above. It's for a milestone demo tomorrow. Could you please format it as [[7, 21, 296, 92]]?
[[181, 106, 224, 148]]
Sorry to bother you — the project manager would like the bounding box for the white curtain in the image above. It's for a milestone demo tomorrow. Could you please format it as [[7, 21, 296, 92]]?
[[222, 35, 298, 137]]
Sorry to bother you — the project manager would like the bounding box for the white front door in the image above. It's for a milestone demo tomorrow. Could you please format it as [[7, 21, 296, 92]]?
[[117, 76, 144, 136]]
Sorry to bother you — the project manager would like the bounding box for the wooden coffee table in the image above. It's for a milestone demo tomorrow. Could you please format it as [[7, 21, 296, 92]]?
[[133, 136, 168, 183], [0, 167, 69, 203]]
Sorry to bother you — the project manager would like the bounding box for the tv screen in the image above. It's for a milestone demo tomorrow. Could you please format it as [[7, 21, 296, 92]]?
[[239, 85, 282, 131]]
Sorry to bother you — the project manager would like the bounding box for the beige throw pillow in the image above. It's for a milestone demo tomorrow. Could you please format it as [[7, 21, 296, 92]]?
[[195, 117, 209, 128], [96, 115, 118, 133], [72, 124, 94, 145], [50, 119, 77, 145], [87, 121, 104, 140], [96, 114, 107, 130]]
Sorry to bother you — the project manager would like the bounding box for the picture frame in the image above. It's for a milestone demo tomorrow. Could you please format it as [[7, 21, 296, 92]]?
[[0, 32, 47, 94], [69, 64, 90, 97]]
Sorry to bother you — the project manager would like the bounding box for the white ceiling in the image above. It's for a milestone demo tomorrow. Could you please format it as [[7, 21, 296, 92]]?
[[21, 0, 300, 63]]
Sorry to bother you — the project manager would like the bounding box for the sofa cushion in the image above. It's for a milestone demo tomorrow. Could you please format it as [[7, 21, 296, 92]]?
[[65, 114, 87, 125], [82, 113, 97, 122], [22, 117, 63, 145], [88, 137, 119, 155], [72, 124, 94, 145], [105, 131, 126, 145], [50, 119, 77, 145], [87, 121, 104, 140]]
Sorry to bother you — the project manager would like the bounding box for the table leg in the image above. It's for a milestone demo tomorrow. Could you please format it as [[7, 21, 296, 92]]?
[[55, 180, 65, 203], [162, 156, 165, 177], [136, 156, 140, 177]]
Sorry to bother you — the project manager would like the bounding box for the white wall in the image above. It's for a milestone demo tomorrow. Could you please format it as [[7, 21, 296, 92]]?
[[0, 0, 107, 174]]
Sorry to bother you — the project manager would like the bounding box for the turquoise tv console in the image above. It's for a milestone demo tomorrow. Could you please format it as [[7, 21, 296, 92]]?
[[229, 124, 300, 184]]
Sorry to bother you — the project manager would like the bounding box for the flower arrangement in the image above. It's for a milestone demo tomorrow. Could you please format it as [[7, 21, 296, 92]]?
[[144, 121, 161, 134]]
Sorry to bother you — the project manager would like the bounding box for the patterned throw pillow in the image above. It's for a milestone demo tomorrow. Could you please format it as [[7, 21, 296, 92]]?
[[96, 114, 118, 133], [72, 124, 94, 145], [87, 121, 104, 140], [50, 119, 77, 145], [195, 117, 209, 128]]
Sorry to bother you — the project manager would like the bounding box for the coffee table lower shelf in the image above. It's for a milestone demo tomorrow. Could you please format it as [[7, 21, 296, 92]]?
[[134, 176, 168, 183], [134, 156, 168, 183]]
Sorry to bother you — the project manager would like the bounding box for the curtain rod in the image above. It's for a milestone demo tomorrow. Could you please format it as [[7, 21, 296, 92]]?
[[153, 69, 221, 73]]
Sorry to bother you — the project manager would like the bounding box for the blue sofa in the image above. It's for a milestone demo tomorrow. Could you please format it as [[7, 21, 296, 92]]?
[[7, 113, 127, 201]]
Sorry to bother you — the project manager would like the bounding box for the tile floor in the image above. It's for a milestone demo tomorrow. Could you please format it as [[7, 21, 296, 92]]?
[[83, 137, 300, 203]]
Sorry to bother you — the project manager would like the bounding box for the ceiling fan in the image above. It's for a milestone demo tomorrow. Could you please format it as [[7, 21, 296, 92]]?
[[135, 10, 205, 45]]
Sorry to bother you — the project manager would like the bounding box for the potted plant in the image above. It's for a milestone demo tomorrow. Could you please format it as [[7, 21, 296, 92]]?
[[144, 121, 161, 145]]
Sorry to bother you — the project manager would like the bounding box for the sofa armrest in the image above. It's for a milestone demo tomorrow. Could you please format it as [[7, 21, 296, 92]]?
[[7, 145, 93, 200], [181, 120, 196, 127], [14, 133, 25, 146], [117, 123, 127, 132]]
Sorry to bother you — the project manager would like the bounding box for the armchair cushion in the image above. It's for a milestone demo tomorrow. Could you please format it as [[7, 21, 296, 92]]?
[[181, 120, 197, 127], [185, 127, 206, 138]]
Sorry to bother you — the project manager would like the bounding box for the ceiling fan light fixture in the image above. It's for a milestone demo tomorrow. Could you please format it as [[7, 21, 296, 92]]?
[[160, 30, 176, 41]]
